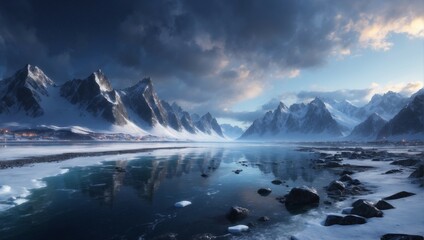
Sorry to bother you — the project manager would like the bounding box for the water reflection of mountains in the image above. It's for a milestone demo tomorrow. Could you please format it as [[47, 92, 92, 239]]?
[[65, 147, 319, 204]]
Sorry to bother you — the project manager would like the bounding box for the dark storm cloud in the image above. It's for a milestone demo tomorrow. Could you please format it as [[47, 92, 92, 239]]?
[[0, 0, 422, 118]]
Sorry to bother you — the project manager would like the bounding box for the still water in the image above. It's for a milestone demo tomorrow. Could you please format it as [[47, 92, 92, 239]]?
[[0, 144, 336, 239]]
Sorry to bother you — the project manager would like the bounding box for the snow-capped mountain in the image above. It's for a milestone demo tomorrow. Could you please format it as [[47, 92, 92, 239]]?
[[194, 112, 224, 137], [348, 113, 387, 140], [377, 92, 424, 140], [61, 70, 129, 125], [119, 78, 168, 127], [0, 65, 225, 140], [355, 91, 408, 121], [240, 98, 343, 140], [220, 124, 244, 139], [0, 64, 55, 117]]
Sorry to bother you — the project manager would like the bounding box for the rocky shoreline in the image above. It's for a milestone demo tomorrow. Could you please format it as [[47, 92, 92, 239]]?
[[290, 146, 424, 240]]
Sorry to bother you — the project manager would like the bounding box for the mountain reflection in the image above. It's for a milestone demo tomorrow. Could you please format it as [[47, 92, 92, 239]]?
[[65, 147, 319, 204]]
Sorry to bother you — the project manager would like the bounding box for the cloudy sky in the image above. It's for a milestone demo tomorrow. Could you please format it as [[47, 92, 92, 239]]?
[[0, 0, 423, 127]]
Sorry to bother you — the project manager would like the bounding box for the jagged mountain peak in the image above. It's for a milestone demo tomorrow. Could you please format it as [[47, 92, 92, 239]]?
[[88, 70, 113, 92], [276, 102, 289, 112], [13, 64, 55, 90], [0, 64, 55, 117]]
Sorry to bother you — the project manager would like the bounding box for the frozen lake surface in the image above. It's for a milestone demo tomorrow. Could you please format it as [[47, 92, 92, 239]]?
[[0, 142, 423, 239]]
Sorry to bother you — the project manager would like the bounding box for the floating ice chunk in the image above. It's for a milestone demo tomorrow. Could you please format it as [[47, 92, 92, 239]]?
[[174, 200, 192, 208], [14, 198, 28, 205], [0, 185, 11, 194], [31, 179, 46, 188], [228, 225, 249, 233]]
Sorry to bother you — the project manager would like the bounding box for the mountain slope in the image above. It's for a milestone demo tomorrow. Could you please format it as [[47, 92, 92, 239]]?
[[348, 113, 387, 140], [0, 64, 55, 117], [356, 91, 408, 120], [377, 93, 424, 140], [60, 70, 129, 125]]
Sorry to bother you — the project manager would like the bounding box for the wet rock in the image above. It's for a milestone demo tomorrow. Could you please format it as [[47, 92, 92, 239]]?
[[350, 179, 361, 185], [340, 215, 367, 225], [227, 206, 249, 221], [409, 165, 424, 178], [271, 179, 283, 185], [285, 186, 320, 211], [352, 199, 373, 208], [233, 169, 243, 174], [390, 159, 420, 167], [258, 216, 270, 222], [324, 214, 366, 226], [323, 200, 332, 205], [327, 180, 346, 192], [385, 169, 403, 174], [381, 233, 424, 240], [375, 200, 395, 210], [384, 191, 416, 200], [191, 233, 216, 240], [339, 174, 353, 182], [340, 170, 355, 176], [257, 188, 272, 196], [315, 159, 325, 164], [324, 215, 343, 226], [201, 173, 209, 178], [325, 162, 342, 168], [351, 200, 383, 218]]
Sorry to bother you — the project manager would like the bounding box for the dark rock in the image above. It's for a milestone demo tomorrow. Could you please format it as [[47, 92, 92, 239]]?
[[257, 188, 272, 196], [324, 215, 343, 226], [340, 215, 367, 225], [390, 159, 420, 167], [325, 162, 342, 168], [191, 233, 216, 240], [381, 233, 424, 240], [385, 169, 403, 174], [339, 174, 353, 182], [351, 200, 383, 218], [258, 216, 270, 222], [227, 206, 249, 221], [323, 200, 332, 205], [272, 179, 283, 185], [315, 159, 325, 164], [340, 170, 355, 176], [375, 200, 395, 210], [324, 214, 366, 226], [350, 179, 361, 185], [201, 173, 209, 178], [409, 165, 424, 178], [352, 199, 373, 208], [384, 191, 416, 200], [327, 180, 346, 191], [285, 186, 320, 211], [233, 169, 243, 174]]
